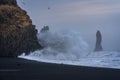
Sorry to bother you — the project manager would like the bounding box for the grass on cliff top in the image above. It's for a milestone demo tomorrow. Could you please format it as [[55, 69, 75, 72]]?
[[0, 5, 32, 35]]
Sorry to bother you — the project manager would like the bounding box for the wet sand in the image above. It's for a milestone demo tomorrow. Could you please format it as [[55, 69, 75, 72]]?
[[0, 58, 120, 80]]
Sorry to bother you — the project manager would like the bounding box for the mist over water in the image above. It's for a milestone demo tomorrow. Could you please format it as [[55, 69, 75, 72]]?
[[19, 29, 120, 69], [34, 30, 89, 60], [17, 0, 120, 69]]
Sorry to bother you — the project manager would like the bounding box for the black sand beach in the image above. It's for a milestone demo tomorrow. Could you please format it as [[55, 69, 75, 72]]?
[[0, 58, 120, 80]]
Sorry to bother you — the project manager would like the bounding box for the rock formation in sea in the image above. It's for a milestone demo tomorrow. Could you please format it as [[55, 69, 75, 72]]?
[[0, 0, 42, 57], [40, 26, 49, 33], [94, 30, 103, 51]]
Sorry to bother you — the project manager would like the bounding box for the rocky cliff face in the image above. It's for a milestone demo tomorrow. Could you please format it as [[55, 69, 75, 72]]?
[[0, 0, 17, 6], [0, 0, 42, 57]]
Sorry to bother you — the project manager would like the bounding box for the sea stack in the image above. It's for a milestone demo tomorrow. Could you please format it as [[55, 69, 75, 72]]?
[[0, 0, 42, 57], [40, 26, 49, 33], [94, 30, 103, 51]]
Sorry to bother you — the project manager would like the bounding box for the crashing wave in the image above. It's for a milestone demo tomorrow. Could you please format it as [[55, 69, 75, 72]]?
[[19, 29, 120, 69]]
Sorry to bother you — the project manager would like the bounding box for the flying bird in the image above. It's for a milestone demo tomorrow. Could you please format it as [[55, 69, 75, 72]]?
[[48, 7, 50, 10], [22, 2, 26, 5]]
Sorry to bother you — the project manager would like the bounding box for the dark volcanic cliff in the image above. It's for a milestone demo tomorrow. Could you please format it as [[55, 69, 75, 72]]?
[[0, 0, 42, 57], [0, 0, 17, 6]]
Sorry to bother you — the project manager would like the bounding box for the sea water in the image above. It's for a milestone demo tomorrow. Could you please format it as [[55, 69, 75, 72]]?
[[19, 29, 120, 69]]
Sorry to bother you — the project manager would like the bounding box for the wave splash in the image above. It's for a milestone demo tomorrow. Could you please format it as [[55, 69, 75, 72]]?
[[19, 29, 120, 69], [32, 30, 89, 60]]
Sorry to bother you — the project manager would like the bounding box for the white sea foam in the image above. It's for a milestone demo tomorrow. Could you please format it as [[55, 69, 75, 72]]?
[[19, 30, 120, 69]]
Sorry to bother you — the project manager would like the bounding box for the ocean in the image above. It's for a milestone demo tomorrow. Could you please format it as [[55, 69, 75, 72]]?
[[19, 29, 120, 69]]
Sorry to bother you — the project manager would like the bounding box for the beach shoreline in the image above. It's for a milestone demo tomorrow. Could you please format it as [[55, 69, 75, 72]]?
[[0, 58, 120, 80]]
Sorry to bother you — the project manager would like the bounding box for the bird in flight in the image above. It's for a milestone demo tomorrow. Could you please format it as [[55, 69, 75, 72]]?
[[22, 2, 26, 5], [48, 7, 50, 10]]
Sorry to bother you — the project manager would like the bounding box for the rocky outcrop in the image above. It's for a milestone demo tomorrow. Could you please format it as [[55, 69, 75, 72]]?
[[94, 30, 103, 51], [40, 26, 49, 33], [0, 0, 42, 57], [0, 0, 17, 6]]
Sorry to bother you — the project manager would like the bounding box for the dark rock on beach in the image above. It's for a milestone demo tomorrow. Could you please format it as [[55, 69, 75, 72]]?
[[0, 0, 42, 57]]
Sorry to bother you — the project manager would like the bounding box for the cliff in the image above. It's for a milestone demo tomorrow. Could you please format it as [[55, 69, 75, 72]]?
[[0, 0, 42, 57], [0, 0, 17, 6]]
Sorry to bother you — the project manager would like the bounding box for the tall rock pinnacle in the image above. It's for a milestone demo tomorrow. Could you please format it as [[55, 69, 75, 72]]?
[[94, 30, 103, 51]]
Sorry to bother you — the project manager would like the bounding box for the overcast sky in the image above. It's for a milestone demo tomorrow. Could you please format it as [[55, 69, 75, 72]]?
[[17, 0, 120, 51]]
